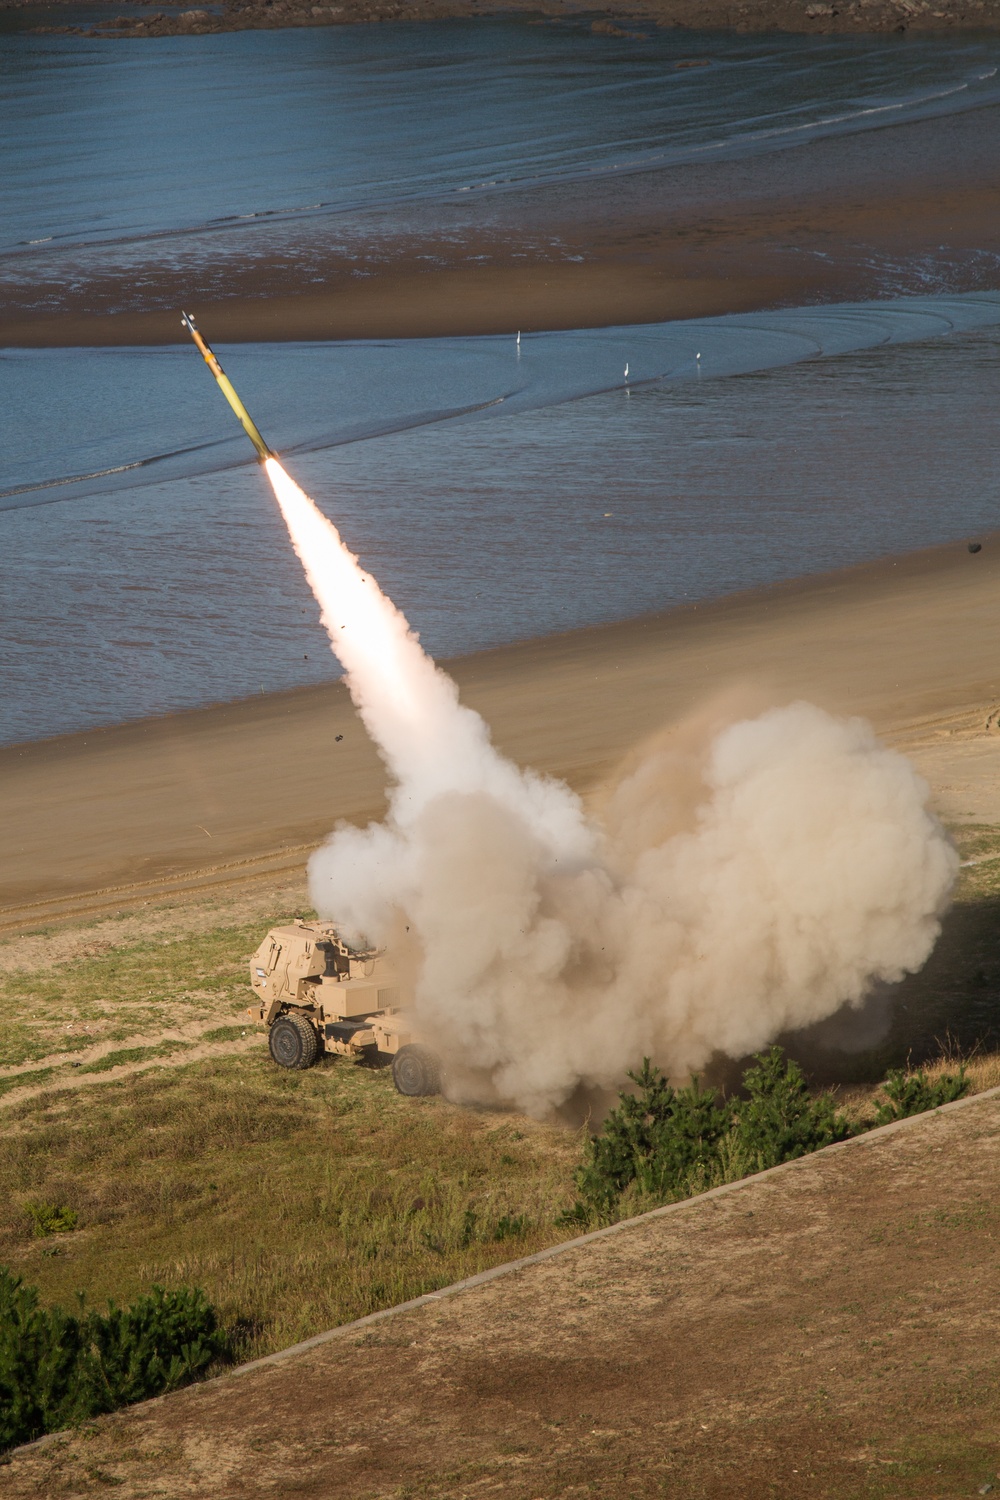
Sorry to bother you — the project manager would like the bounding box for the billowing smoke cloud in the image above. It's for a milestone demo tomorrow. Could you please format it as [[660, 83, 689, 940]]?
[[266, 460, 957, 1115]]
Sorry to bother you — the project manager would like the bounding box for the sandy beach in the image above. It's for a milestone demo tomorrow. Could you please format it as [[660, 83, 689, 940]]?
[[3, 533, 999, 927]]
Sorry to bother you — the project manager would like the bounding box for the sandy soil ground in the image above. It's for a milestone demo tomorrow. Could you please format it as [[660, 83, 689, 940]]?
[[5, 1087, 999, 1498], [3, 534, 999, 930], [0, 266, 793, 348]]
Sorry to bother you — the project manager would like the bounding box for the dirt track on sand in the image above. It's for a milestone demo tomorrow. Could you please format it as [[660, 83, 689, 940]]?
[[5, 1091, 1000, 1498]]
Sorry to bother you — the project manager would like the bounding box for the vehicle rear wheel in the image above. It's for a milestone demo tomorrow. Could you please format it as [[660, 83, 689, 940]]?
[[268, 1014, 319, 1070], [391, 1044, 441, 1097]]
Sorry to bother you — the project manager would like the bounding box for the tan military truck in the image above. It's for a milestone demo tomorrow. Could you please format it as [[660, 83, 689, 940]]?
[[247, 920, 441, 1096]]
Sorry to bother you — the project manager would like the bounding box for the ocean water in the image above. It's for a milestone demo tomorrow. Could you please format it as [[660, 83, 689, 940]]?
[[5, 22, 1000, 744], [6, 292, 999, 506], [3, 22, 1000, 289], [2, 303, 1000, 746]]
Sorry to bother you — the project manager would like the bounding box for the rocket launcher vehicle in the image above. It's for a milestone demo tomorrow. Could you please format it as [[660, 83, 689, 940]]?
[[180, 311, 274, 462]]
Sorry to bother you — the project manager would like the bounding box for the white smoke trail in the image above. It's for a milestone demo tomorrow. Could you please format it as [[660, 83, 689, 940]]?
[[264, 458, 588, 856], [265, 459, 957, 1114]]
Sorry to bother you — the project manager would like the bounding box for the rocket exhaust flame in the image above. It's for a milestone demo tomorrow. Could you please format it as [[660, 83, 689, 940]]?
[[260, 457, 958, 1115], [263, 458, 586, 842]]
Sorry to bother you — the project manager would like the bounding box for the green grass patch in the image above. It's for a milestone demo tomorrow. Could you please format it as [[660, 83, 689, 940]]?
[[951, 823, 1000, 861], [0, 1068, 53, 1100], [199, 1024, 253, 1044], [0, 923, 277, 1067], [0, 1053, 581, 1363], [77, 1040, 197, 1075], [24, 1201, 79, 1237]]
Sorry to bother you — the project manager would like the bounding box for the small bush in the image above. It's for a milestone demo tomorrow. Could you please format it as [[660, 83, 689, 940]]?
[[0, 1267, 225, 1454], [565, 1048, 853, 1224], [24, 1202, 78, 1237], [0, 1269, 87, 1453], [571, 1061, 729, 1218], [732, 1047, 853, 1169], [492, 1214, 530, 1242], [563, 1046, 976, 1228], [873, 1066, 968, 1125], [84, 1284, 224, 1409]]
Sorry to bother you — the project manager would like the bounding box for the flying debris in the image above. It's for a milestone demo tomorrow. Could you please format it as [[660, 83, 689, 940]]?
[[180, 310, 274, 463]]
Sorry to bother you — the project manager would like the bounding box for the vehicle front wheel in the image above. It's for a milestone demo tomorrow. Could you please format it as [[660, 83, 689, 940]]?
[[268, 1014, 319, 1070], [391, 1044, 441, 1097]]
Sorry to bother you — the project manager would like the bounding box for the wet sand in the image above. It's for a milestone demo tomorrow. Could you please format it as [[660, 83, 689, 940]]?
[[3, 535, 999, 926], [0, 267, 794, 348], [0, 196, 982, 349], [6, 109, 1000, 347]]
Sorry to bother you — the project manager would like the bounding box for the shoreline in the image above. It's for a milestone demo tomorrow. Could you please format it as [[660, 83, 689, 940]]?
[[6, 123, 1000, 347], [15, 0, 1000, 41], [3, 532, 1000, 921], [0, 267, 798, 348], [4, 528, 998, 759]]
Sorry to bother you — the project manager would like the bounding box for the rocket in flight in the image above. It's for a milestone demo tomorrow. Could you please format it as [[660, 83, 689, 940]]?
[[180, 310, 274, 463]]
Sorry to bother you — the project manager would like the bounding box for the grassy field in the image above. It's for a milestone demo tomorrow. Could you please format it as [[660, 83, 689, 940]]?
[[2, 823, 1000, 1369], [0, 1052, 583, 1362], [0, 921, 272, 1070], [8, 1085, 1000, 1500]]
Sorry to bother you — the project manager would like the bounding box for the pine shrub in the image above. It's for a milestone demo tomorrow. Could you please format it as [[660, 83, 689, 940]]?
[[0, 1268, 225, 1454], [564, 1047, 853, 1224], [564, 1045, 975, 1228], [571, 1060, 729, 1218], [731, 1046, 853, 1169], [872, 1065, 968, 1125]]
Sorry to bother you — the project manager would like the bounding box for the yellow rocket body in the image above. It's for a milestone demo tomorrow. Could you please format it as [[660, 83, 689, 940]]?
[[180, 311, 274, 462]]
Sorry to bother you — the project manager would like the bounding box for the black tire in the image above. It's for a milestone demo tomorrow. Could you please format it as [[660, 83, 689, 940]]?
[[268, 1014, 319, 1070], [391, 1044, 441, 1097]]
